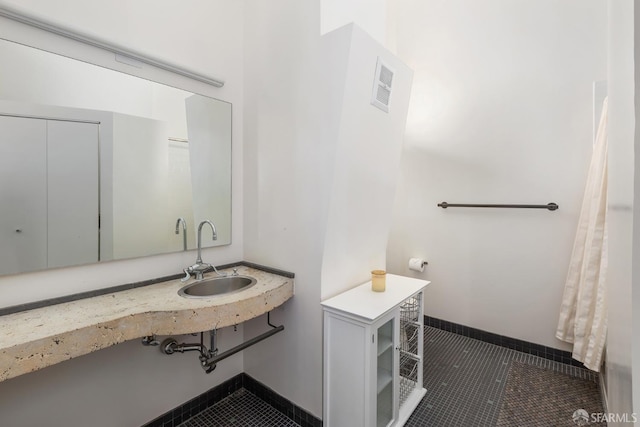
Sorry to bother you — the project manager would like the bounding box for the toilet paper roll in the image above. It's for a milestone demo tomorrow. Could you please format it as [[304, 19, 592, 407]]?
[[409, 258, 426, 272]]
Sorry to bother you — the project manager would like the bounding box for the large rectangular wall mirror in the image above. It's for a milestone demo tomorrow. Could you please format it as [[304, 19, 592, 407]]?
[[0, 38, 232, 276]]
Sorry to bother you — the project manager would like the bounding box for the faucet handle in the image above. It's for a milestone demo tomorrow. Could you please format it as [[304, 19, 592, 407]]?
[[232, 268, 238, 276], [181, 268, 191, 282]]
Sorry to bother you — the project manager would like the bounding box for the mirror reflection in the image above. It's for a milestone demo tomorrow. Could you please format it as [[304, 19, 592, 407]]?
[[0, 39, 231, 276]]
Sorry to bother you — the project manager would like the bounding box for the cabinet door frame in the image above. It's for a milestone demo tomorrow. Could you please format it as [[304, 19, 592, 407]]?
[[323, 311, 371, 426], [370, 308, 400, 427]]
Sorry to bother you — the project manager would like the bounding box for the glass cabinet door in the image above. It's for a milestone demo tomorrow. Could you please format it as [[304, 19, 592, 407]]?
[[376, 317, 395, 427]]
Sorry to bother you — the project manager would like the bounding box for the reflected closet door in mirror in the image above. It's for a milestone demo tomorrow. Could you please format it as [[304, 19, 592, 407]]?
[[0, 37, 232, 276]]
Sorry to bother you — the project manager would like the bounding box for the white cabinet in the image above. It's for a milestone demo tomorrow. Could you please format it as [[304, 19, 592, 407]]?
[[322, 274, 429, 427]]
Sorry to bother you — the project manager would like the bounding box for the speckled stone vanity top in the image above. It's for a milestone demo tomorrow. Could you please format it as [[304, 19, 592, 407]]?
[[0, 264, 294, 382]]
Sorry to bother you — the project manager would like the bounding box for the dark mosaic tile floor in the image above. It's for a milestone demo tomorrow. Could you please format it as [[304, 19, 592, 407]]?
[[178, 388, 300, 427], [176, 326, 602, 427], [496, 361, 604, 426], [406, 326, 601, 427]]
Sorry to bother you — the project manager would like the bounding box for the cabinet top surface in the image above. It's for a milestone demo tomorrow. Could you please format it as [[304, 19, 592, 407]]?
[[321, 274, 429, 321]]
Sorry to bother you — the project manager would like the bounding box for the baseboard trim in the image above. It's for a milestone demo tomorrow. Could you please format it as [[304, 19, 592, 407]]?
[[424, 315, 587, 369], [243, 374, 322, 427]]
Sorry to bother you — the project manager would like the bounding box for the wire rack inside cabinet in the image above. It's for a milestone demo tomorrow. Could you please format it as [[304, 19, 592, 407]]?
[[399, 293, 422, 406]]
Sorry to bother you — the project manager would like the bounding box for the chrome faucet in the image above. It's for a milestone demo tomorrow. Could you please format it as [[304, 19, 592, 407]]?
[[196, 220, 216, 264], [175, 217, 187, 251], [182, 220, 226, 281]]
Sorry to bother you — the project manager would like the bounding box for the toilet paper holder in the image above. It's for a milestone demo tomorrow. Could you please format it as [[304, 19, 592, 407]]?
[[408, 258, 428, 272]]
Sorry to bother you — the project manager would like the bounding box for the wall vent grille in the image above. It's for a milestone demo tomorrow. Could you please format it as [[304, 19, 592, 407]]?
[[371, 57, 394, 113]]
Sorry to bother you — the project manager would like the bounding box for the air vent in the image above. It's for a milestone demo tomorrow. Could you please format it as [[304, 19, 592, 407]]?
[[371, 57, 394, 113]]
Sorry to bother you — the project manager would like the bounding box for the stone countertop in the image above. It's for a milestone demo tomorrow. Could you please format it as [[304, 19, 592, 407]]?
[[0, 265, 294, 382]]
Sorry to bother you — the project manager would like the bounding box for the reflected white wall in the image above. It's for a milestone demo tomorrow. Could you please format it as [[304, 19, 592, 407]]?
[[185, 94, 232, 245], [166, 142, 195, 252], [111, 113, 169, 259]]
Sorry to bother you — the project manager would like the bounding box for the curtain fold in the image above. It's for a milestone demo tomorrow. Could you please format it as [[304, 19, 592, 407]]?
[[556, 97, 608, 372]]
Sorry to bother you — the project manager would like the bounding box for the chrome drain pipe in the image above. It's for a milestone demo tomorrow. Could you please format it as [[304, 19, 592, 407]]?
[[161, 339, 207, 355], [156, 312, 284, 374]]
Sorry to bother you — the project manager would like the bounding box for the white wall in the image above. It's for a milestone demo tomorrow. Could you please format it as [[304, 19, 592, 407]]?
[[386, 0, 608, 349], [0, 0, 236, 84], [0, 329, 244, 427], [242, 0, 326, 417], [321, 0, 387, 46], [320, 24, 413, 300], [606, 0, 636, 419], [242, 4, 413, 414], [0, 1, 245, 426]]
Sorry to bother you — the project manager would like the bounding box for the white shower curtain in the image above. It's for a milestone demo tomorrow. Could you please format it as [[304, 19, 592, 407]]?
[[556, 97, 608, 372]]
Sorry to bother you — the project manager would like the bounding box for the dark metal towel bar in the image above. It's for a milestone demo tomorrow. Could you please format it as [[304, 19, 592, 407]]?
[[437, 202, 559, 211]]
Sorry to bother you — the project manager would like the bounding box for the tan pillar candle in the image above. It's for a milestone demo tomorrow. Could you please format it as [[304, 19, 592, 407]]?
[[371, 270, 386, 292]]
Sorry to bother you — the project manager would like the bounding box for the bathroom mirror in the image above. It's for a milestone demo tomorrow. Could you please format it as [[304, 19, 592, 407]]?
[[0, 38, 231, 276]]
